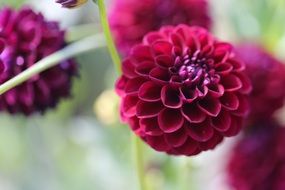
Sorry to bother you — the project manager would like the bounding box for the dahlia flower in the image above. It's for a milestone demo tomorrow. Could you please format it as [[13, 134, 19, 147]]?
[[227, 122, 285, 190], [236, 44, 285, 123], [56, 0, 88, 8], [0, 7, 77, 115], [116, 25, 251, 156], [109, 0, 211, 55]]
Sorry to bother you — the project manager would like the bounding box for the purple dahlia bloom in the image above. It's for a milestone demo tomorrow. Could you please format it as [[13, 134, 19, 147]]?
[[115, 25, 252, 156], [236, 44, 285, 124], [109, 0, 211, 55], [0, 7, 77, 115], [56, 0, 88, 8], [227, 122, 285, 190]]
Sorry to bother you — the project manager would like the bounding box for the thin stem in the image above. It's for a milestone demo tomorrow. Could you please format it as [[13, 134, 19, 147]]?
[[0, 33, 106, 95], [94, 1, 146, 190], [133, 134, 147, 190], [96, 0, 122, 74]]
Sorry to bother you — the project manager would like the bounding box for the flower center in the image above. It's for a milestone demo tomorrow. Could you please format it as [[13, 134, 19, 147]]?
[[170, 51, 216, 85]]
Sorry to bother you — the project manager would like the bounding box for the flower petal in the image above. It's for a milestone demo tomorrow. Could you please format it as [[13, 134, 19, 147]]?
[[136, 100, 164, 118], [199, 132, 223, 150], [220, 92, 239, 110], [232, 94, 250, 116], [161, 85, 182, 108], [174, 138, 199, 156], [131, 45, 153, 62], [122, 95, 139, 117], [181, 103, 206, 123], [222, 116, 243, 137], [180, 87, 198, 103], [185, 120, 214, 142], [149, 67, 170, 84], [198, 96, 221, 117], [155, 55, 173, 68], [152, 40, 173, 56], [138, 81, 161, 102], [211, 110, 231, 132], [122, 59, 137, 78], [208, 83, 224, 98], [164, 127, 188, 147], [221, 74, 242, 92], [135, 61, 155, 77], [215, 63, 233, 75], [125, 77, 146, 95], [146, 135, 170, 151], [158, 108, 184, 133], [140, 117, 163, 136]]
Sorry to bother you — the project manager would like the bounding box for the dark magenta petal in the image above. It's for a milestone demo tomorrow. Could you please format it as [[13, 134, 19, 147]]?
[[149, 67, 170, 84], [128, 116, 140, 133], [208, 83, 224, 98], [136, 100, 164, 118], [213, 42, 232, 63], [155, 55, 173, 68], [215, 63, 233, 75], [158, 108, 184, 133], [228, 58, 245, 72], [146, 135, 171, 151], [170, 33, 184, 48], [125, 77, 146, 95], [115, 76, 128, 96], [198, 96, 221, 117], [161, 85, 182, 108], [174, 138, 199, 156], [185, 120, 214, 142], [180, 87, 198, 103], [140, 117, 163, 136], [235, 73, 252, 94], [181, 103, 206, 123], [196, 85, 208, 98], [122, 95, 139, 117], [138, 81, 161, 102], [0, 39, 4, 53], [143, 32, 164, 45], [131, 45, 153, 62], [211, 110, 231, 132], [221, 74, 242, 92], [152, 40, 173, 55], [199, 132, 223, 150], [201, 44, 214, 56], [18, 84, 34, 106], [220, 92, 239, 110], [164, 127, 188, 147], [122, 59, 137, 78], [233, 94, 250, 116], [222, 116, 242, 137], [135, 61, 155, 77]]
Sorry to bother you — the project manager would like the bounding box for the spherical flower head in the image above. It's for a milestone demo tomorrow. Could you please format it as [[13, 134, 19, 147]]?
[[109, 0, 211, 55], [0, 7, 77, 115], [56, 0, 88, 8], [227, 122, 285, 190], [115, 25, 251, 156], [236, 44, 285, 123]]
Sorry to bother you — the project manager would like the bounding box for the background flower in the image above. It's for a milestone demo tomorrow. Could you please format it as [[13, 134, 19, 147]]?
[[227, 121, 285, 190], [116, 25, 251, 156], [0, 7, 77, 115], [236, 44, 285, 124], [109, 0, 211, 55]]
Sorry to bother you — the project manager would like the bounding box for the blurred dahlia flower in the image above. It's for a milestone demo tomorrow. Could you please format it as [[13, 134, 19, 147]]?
[[236, 44, 285, 123], [115, 25, 251, 156], [56, 0, 88, 8], [0, 7, 77, 115], [227, 122, 285, 190], [109, 0, 211, 55]]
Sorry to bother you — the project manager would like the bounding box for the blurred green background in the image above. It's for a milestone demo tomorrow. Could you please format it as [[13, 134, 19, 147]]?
[[0, 0, 284, 190]]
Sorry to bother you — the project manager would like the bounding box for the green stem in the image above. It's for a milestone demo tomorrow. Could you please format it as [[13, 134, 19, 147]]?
[[133, 134, 147, 190], [94, 1, 147, 190], [0, 34, 106, 95], [96, 0, 122, 74]]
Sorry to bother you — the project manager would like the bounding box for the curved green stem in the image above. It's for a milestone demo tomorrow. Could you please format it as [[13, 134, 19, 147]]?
[[133, 134, 147, 190], [94, 1, 146, 190], [0, 34, 106, 95], [96, 0, 122, 74]]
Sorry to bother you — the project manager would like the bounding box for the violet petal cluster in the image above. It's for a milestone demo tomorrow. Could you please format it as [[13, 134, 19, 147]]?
[[236, 44, 285, 123], [0, 7, 77, 115], [56, 0, 88, 8], [109, 0, 211, 55], [227, 122, 285, 190], [116, 25, 251, 156]]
